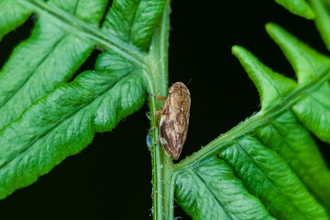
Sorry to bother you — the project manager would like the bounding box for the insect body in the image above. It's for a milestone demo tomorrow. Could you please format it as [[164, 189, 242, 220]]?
[[151, 82, 191, 160]]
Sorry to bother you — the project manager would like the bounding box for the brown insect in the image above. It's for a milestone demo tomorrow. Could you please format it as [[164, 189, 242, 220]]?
[[150, 82, 191, 160]]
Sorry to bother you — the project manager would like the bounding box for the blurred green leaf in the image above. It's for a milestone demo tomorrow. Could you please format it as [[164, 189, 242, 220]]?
[[275, 0, 314, 19]]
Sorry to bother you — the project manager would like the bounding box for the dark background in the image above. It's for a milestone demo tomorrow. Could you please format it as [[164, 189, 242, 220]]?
[[0, 0, 329, 219]]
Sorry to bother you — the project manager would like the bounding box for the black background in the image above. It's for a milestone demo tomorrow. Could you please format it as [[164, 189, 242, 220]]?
[[0, 0, 330, 219]]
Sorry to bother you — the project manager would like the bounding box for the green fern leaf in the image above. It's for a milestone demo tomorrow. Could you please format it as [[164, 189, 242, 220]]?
[[1, 0, 330, 219], [0, 0, 166, 200], [102, 0, 166, 50], [175, 156, 275, 220], [275, 0, 314, 19], [0, 0, 31, 42], [0, 69, 146, 199], [0, 0, 108, 129], [308, 0, 330, 51], [175, 12, 330, 220]]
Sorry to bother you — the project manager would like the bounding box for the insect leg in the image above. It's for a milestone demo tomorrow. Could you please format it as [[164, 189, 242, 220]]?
[[147, 110, 162, 134], [154, 110, 161, 127], [149, 93, 167, 101], [154, 137, 160, 146]]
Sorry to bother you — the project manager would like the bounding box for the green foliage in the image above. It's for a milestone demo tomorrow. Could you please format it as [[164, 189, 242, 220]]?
[[175, 4, 330, 220], [219, 135, 327, 219], [175, 156, 275, 220], [309, 0, 330, 51], [0, 0, 31, 41], [1, 0, 330, 220], [274, 0, 314, 19], [0, 0, 165, 200]]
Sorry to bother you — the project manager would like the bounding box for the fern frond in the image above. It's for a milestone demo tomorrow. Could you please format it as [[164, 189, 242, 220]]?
[[176, 14, 330, 220], [0, 0, 166, 200]]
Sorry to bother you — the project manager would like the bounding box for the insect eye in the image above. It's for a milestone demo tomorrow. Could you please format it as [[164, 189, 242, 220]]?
[[169, 88, 174, 93]]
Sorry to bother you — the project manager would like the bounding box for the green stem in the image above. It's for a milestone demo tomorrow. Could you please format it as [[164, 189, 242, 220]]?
[[147, 2, 175, 220], [23, 0, 176, 218], [174, 64, 330, 171]]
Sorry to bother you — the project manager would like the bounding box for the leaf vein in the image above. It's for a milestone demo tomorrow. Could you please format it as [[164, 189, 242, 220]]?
[[0, 71, 135, 172], [235, 139, 307, 217], [189, 168, 233, 220], [0, 34, 66, 111]]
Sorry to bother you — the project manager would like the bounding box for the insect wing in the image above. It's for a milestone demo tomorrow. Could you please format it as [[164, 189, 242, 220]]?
[[159, 114, 184, 160]]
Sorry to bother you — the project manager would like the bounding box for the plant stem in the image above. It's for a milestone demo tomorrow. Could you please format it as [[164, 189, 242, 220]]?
[[174, 64, 330, 171], [25, 0, 176, 218], [147, 2, 175, 220]]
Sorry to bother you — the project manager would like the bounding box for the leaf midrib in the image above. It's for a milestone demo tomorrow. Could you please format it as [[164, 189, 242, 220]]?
[[128, 0, 142, 43], [175, 64, 330, 170], [235, 138, 307, 218], [0, 34, 65, 113], [0, 70, 136, 172], [72, 0, 81, 16], [309, 93, 330, 111], [188, 168, 233, 220], [18, 0, 148, 68]]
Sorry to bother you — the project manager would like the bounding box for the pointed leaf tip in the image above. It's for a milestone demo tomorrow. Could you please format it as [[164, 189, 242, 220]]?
[[275, 0, 314, 20], [232, 46, 296, 110], [309, 0, 330, 51], [266, 23, 330, 84], [0, 1, 31, 42]]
